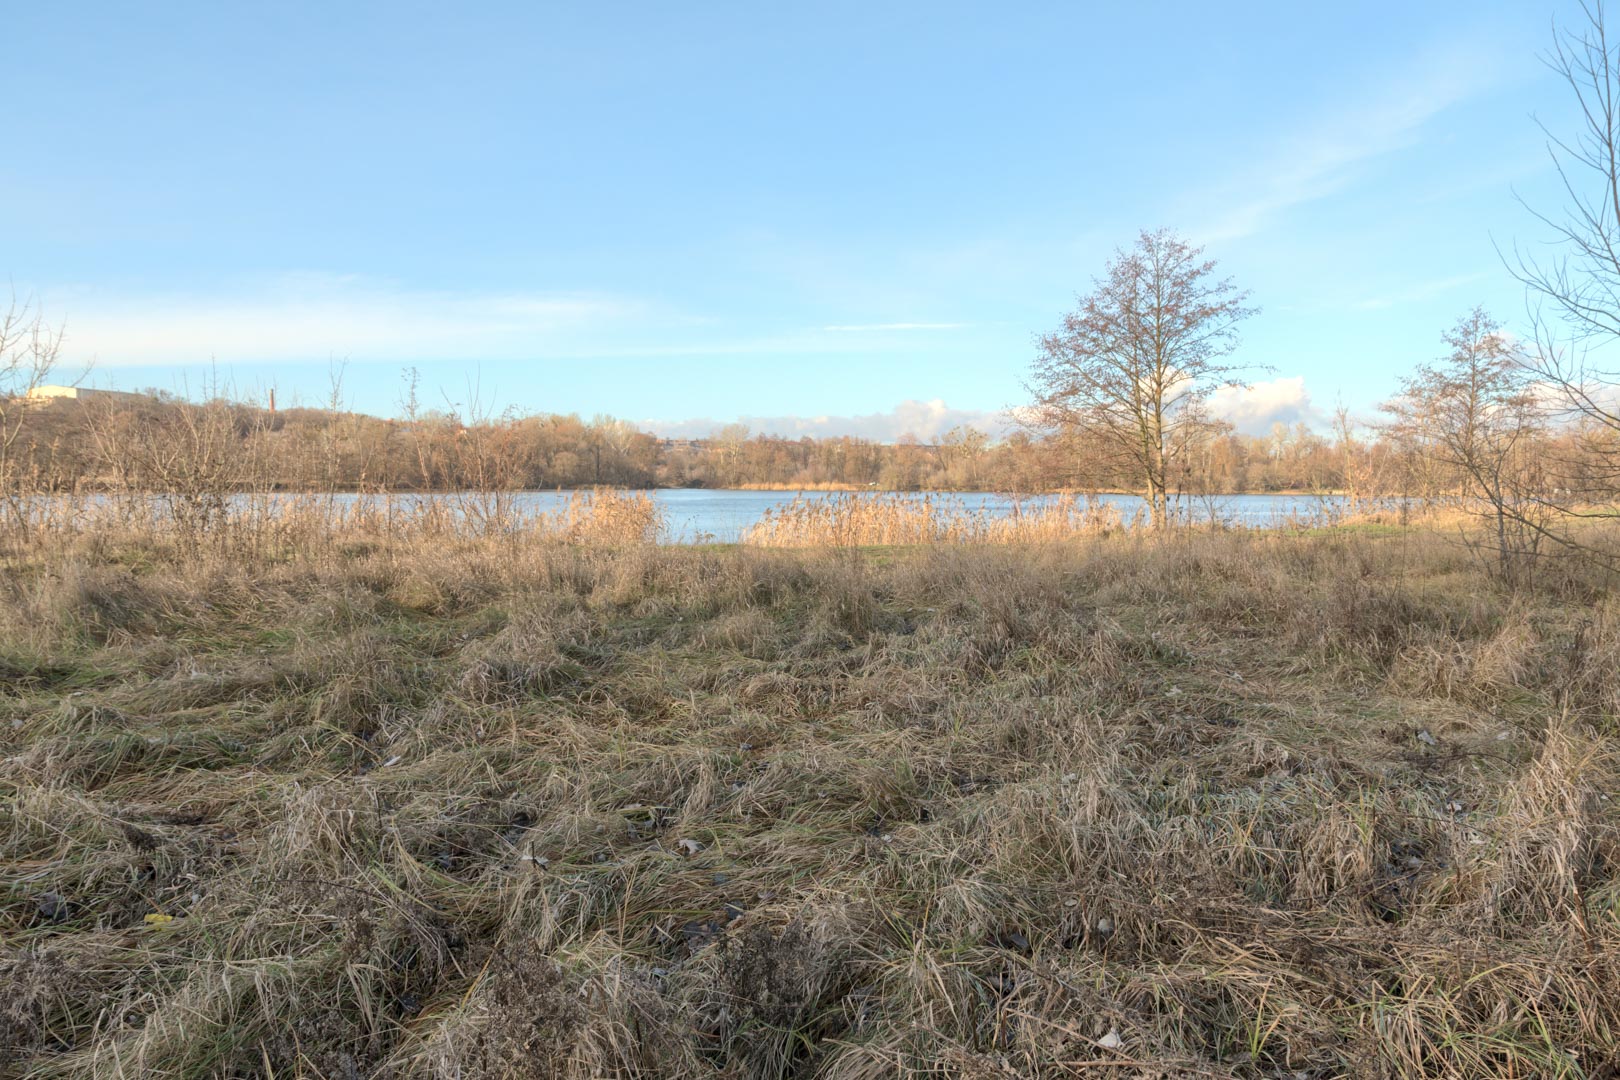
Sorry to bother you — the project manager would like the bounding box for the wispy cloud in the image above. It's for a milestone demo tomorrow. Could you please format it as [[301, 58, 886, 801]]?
[[821, 322, 969, 332], [645, 398, 1015, 443], [47, 274, 652, 366], [1190, 40, 1509, 244], [1350, 272, 1488, 311], [43, 273, 988, 369]]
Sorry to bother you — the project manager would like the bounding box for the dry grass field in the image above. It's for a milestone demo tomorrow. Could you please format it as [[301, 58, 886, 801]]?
[[3, 503, 1619, 1078]]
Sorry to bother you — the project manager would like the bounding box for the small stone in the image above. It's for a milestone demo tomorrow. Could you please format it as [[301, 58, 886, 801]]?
[[35, 892, 70, 923], [680, 920, 719, 948]]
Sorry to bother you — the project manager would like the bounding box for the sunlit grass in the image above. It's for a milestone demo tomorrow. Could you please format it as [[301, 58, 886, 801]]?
[[2, 504, 1620, 1076]]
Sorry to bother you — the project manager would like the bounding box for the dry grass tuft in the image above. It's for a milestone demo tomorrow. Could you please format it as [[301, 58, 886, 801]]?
[[742, 493, 1136, 547], [4, 513, 1620, 1077]]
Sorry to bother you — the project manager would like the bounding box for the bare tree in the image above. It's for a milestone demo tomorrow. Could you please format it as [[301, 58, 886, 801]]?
[[1384, 308, 1547, 585], [1331, 401, 1372, 517], [713, 423, 751, 486], [399, 367, 442, 491], [0, 294, 67, 539], [1510, 0, 1620, 508], [586, 414, 640, 485], [1029, 229, 1256, 526], [88, 377, 267, 543]]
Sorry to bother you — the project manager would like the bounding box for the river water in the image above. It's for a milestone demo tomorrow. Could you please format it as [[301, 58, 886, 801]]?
[[29, 489, 1352, 544], [544, 489, 1343, 542]]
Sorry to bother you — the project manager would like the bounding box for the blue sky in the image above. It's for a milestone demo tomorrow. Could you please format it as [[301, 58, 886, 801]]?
[[2, 1, 1588, 439]]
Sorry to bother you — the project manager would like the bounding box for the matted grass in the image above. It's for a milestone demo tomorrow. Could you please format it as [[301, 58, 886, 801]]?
[[2, 525, 1619, 1078]]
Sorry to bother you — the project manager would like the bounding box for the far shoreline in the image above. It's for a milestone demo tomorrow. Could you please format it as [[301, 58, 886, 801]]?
[[154, 485, 1352, 497]]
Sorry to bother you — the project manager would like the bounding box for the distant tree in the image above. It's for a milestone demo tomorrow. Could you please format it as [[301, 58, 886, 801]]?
[[1331, 401, 1375, 515], [884, 433, 927, 490], [1029, 229, 1256, 525], [580, 415, 651, 486], [938, 425, 989, 489], [1384, 308, 1546, 585], [713, 423, 750, 485], [0, 294, 65, 538]]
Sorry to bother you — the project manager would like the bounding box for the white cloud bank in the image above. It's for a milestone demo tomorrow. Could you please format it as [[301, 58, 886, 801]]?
[[644, 399, 1017, 443], [1206, 376, 1326, 434], [648, 379, 1325, 444]]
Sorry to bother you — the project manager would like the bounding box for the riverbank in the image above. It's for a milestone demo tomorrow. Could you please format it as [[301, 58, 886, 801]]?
[[731, 482, 1350, 496], [3, 525, 1618, 1076], [7, 488, 1367, 548]]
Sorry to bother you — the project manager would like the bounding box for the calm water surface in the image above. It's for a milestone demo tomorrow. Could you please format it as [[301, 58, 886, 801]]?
[[42, 489, 1349, 543], [511, 489, 1344, 543]]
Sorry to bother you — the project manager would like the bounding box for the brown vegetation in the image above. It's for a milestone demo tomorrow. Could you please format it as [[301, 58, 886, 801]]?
[[742, 493, 1141, 547], [4, 506, 1620, 1077], [6, 370, 1607, 503], [8, 10, 1620, 1073]]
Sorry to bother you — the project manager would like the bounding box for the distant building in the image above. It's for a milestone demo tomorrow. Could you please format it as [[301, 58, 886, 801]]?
[[23, 385, 147, 405]]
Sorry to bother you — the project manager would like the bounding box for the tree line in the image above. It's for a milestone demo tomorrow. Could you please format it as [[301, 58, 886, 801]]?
[[1, 368, 1592, 504]]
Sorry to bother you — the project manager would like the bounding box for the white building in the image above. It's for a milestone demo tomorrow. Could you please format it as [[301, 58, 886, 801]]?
[[24, 384, 147, 405]]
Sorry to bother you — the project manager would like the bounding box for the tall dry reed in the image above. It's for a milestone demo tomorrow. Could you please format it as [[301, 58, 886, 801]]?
[[741, 492, 1142, 546], [0, 488, 663, 566]]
